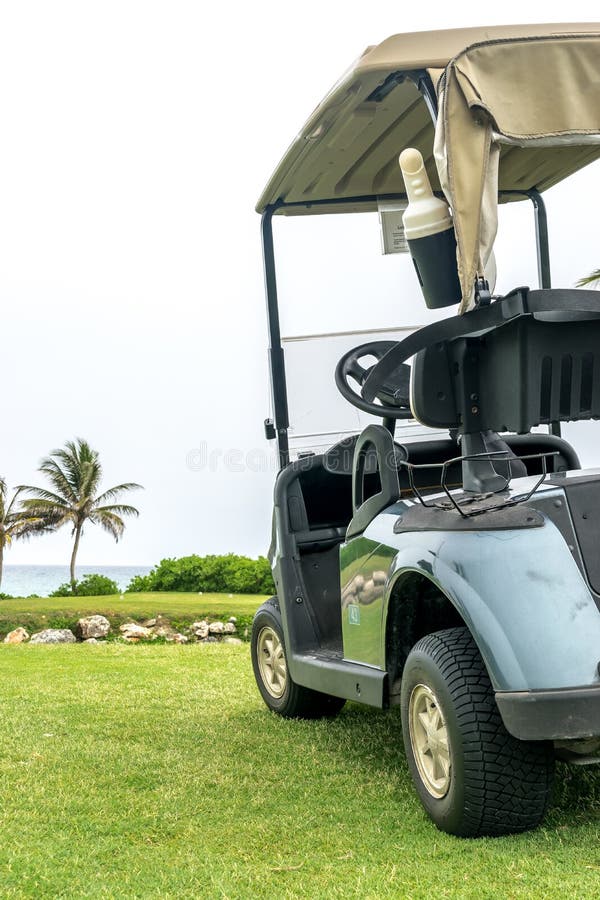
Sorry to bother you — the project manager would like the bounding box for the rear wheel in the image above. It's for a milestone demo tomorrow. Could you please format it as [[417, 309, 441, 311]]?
[[251, 598, 346, 719], [400, 627, 555, 837]]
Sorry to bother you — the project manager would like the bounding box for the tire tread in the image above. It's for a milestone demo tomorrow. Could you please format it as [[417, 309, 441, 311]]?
[[406, 627, 554, 836]]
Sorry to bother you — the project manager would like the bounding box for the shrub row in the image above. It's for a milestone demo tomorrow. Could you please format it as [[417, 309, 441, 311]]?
[[50, 573, 120, 597], [126, 554, 275, 595]]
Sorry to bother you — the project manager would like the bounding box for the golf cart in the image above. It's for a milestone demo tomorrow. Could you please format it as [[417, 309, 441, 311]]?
[[251, 23, 600, 837]]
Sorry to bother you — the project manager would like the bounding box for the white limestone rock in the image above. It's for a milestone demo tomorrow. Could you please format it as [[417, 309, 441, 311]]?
[[29, 629, 76, 644], [119, 622, 153, 642], [77, 615, 110, 639], [170, 633, 189, 644], [3, 627, 29, 644], [192, 621, 210, 639]]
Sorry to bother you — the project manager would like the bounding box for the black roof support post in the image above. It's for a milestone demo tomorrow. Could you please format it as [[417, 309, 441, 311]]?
[[527, 189, 561, 437], [528, 189, 552, 290], [261, 204, 290, 468]]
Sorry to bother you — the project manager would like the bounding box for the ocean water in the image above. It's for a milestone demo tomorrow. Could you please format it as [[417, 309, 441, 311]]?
[[1, 565, 152, 598]]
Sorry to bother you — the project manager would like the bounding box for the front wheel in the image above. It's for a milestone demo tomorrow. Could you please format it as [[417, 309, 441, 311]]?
[[251, 598, 345, 719], [400, 627, 555, 837]]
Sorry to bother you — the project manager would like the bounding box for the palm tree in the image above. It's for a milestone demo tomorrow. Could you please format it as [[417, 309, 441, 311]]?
[[577, 269, 600, 287], [19, 439, 142, 591], [0, 479, 50, 589]]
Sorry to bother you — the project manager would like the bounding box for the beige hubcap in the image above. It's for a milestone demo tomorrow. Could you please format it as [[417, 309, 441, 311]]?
[[257, 626, 287, 699], [409, 684, 451, 798]]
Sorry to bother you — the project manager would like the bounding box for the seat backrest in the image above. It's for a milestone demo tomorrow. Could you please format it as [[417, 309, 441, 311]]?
[[412, 313, 600, 433]]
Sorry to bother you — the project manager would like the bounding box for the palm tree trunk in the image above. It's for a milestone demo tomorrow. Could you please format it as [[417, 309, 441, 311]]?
[[70, 524, 82, 591], [0, 542, 3, 590]]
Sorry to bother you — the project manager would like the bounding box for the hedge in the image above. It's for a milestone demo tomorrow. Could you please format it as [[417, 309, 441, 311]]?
[[126, 554, 275, 595]]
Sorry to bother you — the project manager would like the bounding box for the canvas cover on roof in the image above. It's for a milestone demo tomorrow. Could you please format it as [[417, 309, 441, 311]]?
[[257, 25, 600, 311], [434, 33, 600, 310]]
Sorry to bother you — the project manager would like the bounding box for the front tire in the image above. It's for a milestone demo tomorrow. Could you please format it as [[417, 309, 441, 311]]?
[[251, 598, 345, 719], [400, 627, 555, 837]]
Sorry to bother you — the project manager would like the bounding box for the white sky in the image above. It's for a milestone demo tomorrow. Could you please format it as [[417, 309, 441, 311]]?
[[1, 1, 599, 566]]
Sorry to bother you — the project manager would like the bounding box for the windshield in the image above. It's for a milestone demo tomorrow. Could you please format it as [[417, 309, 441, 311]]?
[[271, 205, 539, 457]]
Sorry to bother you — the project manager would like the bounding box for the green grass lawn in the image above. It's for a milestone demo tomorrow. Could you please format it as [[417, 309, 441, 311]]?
[[0, 592, 265, 641], [1, 643, 600, 899]]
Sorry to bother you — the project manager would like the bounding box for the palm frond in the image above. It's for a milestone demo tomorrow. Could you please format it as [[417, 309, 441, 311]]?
[[19, 497, 73, 528], [92, 503, 140, 518], [0, 487, 49, 544], [576, 269, 600, 288], [16, 486, 71, 507], [80, 459, 101, 500], [48, 450, 81, 494], [7, 515, 55, 539], [40, 439, 101, 499], [60, 439, 102, 496], [89, 509, 125, 541], [94, 483, 142, 505], [36, 459, 78, 502], [5, 486, 24, 518]]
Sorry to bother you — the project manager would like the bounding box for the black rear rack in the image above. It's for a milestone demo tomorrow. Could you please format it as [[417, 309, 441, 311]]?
[[398, 450, 559, 518]]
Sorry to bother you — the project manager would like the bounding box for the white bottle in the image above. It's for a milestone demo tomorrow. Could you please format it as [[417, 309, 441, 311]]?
[[399, 148, 461, 309]]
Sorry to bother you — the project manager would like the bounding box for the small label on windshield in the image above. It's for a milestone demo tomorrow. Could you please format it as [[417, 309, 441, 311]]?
[[378, 199, 408, 255]]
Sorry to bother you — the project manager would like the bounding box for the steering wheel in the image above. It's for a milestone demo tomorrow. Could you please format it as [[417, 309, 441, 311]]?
[[334, 340, 412, 419]]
